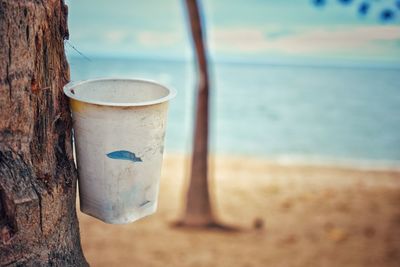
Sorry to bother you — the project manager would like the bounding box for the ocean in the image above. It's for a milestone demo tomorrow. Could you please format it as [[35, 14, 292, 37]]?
[[68, 57, 400, 167]]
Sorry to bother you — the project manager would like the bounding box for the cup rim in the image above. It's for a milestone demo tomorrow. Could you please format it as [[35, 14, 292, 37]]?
[[63, 78, 177, 107]]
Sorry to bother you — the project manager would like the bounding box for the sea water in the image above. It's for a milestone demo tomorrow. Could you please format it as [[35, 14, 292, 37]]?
[[69, 57, 400, 168]]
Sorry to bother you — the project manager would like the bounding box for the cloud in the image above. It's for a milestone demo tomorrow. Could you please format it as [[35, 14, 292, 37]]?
[[104, 30, 130, 44], [69, 23, 400, 61], [100, 30, 184, 48], [208, 25, 400, 55], [136, 31, 183, 47]]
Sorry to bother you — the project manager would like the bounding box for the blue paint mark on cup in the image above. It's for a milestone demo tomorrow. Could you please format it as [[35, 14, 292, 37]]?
[[106, 150, 143, 162]]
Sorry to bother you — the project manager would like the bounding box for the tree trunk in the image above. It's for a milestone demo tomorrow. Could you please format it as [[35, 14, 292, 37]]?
[[179, 0, 215, 227], [0, 0, 87, 265]]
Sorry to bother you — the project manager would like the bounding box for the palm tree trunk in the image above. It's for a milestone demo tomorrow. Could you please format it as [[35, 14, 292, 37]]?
[[0, 1, 87, 265], [180, 0, 215, 226]]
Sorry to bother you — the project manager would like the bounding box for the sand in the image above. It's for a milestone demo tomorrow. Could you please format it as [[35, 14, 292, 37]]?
[[78, 154, 400, 267]]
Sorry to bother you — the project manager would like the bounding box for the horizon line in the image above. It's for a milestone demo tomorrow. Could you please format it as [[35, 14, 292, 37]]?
[[67, 54, 400, 71]]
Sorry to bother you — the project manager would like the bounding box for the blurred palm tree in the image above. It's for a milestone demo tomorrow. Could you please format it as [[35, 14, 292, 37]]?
[[176, 0, 231, 229]]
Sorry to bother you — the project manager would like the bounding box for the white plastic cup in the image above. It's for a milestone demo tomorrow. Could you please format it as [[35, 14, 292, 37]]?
[[63, 78, 176, 224]]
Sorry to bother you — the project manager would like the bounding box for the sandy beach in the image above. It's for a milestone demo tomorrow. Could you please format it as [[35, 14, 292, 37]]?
[[78, 154, 400, 267]]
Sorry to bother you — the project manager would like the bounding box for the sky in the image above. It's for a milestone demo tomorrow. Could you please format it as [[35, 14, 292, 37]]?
[[66, 0, 400, 64]]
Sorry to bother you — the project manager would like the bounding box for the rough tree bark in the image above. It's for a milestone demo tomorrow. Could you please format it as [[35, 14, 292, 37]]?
[[178, 0, 215, 227], [0, 0, 87, 265]]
